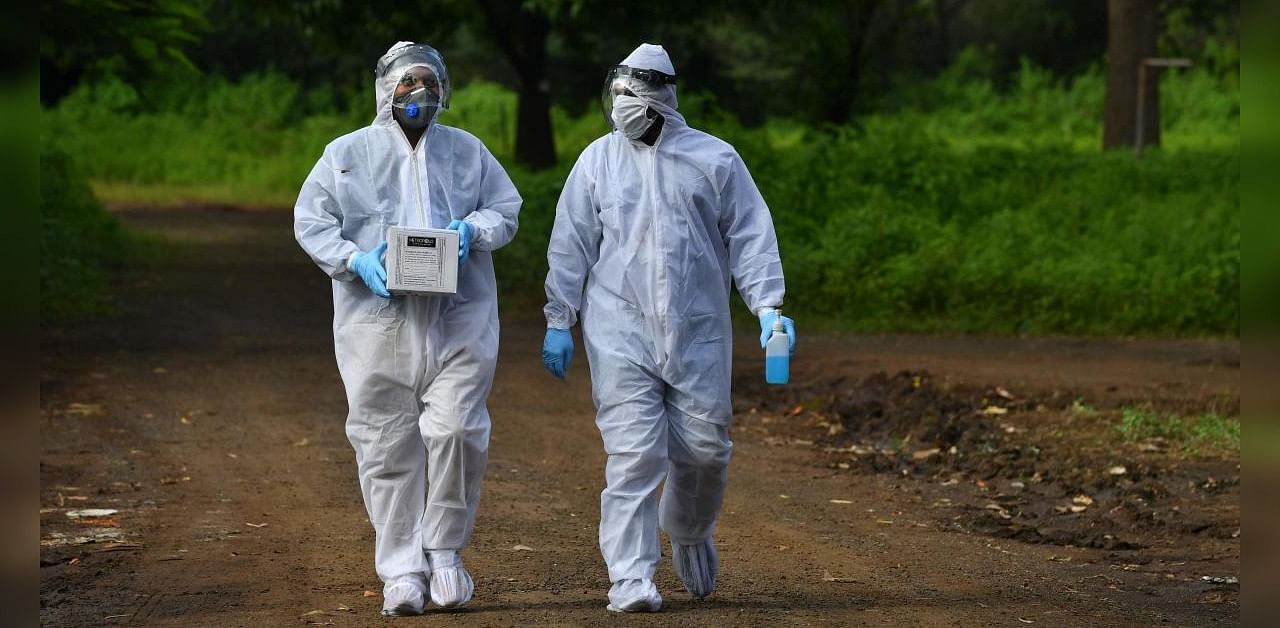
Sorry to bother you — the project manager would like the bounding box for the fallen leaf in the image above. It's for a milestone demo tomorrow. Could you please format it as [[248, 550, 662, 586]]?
[[1108, 466, 1127, 476], [1072, 495, 1094, 506], [995, 386, 1016, 400], [363, 590, 379, 598], [981, 406, 1008, 416], [876, 519, 894, 525], [912, 448, 941, 460], [66, 509, 119, 519], [87, 542, 143, 553], [511, 544, 534, 551], [179, 416, 192, 425], [66, 403, 106, 417], [227, 453, 239, 459], [153, 367, 168, 374], [1018, 618, 1034, 624], [77, 517, 119, 527], [1201, 575, 1238, 585], [778, 494, 790, 499], [336, 605, 352, 612], [829, 499, 853, 504], [789, 405, 805, 416], [68, 558, 80, 565], [822, 570, 857, 583], [294, 438, 310, 447], [300, 610, 331, 617], [245, 522, 269, 528], [1068, 505, 1088, 513]]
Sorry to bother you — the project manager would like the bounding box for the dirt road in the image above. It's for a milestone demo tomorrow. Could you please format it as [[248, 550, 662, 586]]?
[[40, 207, 1239, 626]]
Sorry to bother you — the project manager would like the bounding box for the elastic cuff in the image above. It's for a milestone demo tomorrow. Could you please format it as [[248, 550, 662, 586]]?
[[755, 306, 780, 318], [346, 252, 359, 271]]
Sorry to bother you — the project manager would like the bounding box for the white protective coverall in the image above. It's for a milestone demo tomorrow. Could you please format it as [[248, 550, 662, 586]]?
[[294, 42, 521, 592], [543, 43, 786, 607]]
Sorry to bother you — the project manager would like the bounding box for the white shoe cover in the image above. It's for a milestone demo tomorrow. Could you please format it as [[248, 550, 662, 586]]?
[[427, 550, 474, 608], [606, 579, 662, 613], [672, 539, 719, 599], [381, 575, 426, 616]]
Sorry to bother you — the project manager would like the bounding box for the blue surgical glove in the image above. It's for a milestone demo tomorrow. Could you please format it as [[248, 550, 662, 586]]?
[[758, 309, 796, 356], [351, 242, 390, 298], [446, 219, 474, 265], [542, 328, 574, 379]]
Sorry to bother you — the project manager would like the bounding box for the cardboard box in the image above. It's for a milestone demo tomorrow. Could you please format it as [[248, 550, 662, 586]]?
[[385, 226, 459, 295]]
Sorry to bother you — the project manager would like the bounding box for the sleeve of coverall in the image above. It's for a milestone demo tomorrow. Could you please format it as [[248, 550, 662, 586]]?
[[294, 150, 360, 282], [542, 155, 602, 329], [718, 151, 786, 314], [462, 146, 523, 252]]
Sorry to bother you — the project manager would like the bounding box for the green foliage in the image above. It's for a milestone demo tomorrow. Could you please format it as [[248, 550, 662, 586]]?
[[41, 0, 208, 103], [42, 57, 1239, 335], [40, 144, 152, 323], [1115, 407, 1240, 453]]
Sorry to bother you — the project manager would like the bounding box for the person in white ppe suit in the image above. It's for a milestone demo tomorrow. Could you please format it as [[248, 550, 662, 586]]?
[[541, 43, 796, 613], [294, 41, 521, 616]]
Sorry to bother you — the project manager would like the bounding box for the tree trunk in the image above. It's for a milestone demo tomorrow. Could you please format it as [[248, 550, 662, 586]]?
[[822, 3, 880, 125], [1103, 0, 1159, 150], [477, 0, 556, 170], [514, 60, 556, 170]]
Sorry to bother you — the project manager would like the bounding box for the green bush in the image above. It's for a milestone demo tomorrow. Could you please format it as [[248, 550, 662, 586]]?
[[41, 58, 1239, 335], [40, 144, 134, 323]]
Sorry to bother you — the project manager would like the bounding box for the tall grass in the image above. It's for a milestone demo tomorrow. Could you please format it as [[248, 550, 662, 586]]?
[[42, 58, 1238, 334]]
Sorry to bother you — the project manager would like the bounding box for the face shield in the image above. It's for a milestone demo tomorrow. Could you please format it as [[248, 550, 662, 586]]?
[[375, 43, 451, 128], [600, 65, 676, 131]]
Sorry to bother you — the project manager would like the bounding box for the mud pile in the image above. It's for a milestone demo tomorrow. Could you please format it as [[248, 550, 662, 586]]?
[[736, 370, 1239, 551]]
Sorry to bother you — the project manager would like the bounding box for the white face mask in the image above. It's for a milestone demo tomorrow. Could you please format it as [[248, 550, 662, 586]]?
[[611, 95, 656, 139]]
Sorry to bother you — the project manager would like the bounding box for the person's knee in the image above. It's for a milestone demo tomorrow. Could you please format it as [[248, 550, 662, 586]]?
[[420, 407, 489, 445], [673, 420, 732, 468], [606, 450, 668, 491], [685, 440, 731, 469]]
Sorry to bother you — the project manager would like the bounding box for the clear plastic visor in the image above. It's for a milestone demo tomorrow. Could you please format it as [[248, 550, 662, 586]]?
[[599, 65, 674, 128]]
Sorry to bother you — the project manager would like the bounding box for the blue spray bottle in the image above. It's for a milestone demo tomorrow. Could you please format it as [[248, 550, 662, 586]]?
[[765, 314, 790, 385]]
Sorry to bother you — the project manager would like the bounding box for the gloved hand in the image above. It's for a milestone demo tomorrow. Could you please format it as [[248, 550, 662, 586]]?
[[352, 242, 390, 298], [542, 328, 574, 379], [758, 309, 796, 356], [446, 219, 474, 266]]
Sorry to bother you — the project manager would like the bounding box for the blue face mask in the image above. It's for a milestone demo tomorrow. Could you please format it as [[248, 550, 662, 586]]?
[[393, 87, 438, 130]]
